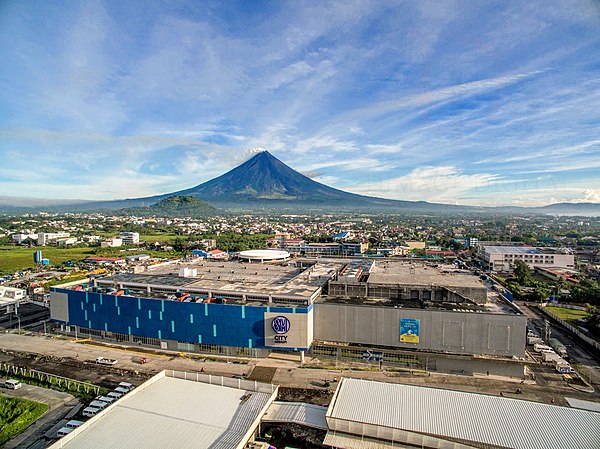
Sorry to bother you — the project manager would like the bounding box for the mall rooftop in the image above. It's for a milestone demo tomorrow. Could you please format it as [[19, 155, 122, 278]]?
[[94, 260, 343, 305]]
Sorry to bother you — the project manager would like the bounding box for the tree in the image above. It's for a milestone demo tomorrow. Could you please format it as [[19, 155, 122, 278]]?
[[532, 284, 550, 303], [507, 281, 522, 300], [570, 280, 600, 307], [172, 237, 187, 253], [512, 260, 532, 285]]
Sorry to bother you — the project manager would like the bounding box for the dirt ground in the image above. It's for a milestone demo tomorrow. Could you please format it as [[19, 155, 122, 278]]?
[[0, 332, 598, 409], [259, 423, 327, 449]]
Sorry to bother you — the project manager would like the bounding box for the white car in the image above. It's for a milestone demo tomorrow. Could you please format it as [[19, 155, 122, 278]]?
[[2, 379, 22, 390]]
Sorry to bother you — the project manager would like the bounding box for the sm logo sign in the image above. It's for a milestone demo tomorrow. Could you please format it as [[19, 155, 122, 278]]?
[[272, 316, 291, 334]]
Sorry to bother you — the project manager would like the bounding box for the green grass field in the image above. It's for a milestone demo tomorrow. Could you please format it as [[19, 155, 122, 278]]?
[[0, 396, 48, 445], [545, 306, 589, 321], [0, 246, 95, 275], [140, 233, 179, 243]]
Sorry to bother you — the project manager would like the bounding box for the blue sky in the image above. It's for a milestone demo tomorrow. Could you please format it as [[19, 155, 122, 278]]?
[[1, 0, 599, 206]]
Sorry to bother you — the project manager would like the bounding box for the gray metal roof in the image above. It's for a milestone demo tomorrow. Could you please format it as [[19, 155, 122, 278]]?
[[49, 373, 276, 449], [323, 431, 418, 449], [327, 378, 600, 449], [262, 401, 327, 429], [483, 246, 544, 255], [566, 397, 600, 413]]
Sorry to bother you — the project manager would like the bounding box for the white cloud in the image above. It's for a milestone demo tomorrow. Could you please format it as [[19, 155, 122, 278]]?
[[349, 70, 546, 120], [580, 189, 600, 203], [347, 166, 503, 203]]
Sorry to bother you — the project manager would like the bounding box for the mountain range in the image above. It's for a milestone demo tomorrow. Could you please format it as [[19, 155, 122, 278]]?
[[1, 150, 599, 215]]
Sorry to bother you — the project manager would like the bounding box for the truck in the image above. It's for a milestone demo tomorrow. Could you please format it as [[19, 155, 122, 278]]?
[[556, 363, 574, 374], [95, 357, 118, 366], [549, 338, 568, 357], [542, 351, 562, 363], [533, 343, 553, 353]]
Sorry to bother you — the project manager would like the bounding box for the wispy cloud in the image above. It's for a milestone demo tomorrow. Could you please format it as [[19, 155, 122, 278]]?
[[347, 166, 504, 203], [0, 0, 599, 205]]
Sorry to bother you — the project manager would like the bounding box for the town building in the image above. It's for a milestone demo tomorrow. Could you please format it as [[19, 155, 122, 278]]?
[[119, 232, 140, 245], [37, 232, 70, 246], [480, 245, 575, 272], [83, 257, 126, 266], [405, 240, 426, 250], [282, 240, 368, 256], [11, 232, 38, 244], [101, 237, 123, 248], [57, 237, 78, 246], [466, 236, 478, 247]]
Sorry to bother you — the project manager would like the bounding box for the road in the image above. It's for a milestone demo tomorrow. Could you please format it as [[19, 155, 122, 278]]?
[[517, 301, 600, 395]]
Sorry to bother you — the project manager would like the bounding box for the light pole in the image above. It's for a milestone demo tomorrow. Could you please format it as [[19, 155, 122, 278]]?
[[16, 315, 21, 332]]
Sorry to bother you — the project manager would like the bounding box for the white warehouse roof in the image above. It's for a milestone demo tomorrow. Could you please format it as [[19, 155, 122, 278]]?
[[326, 378, 600, 449], [49, 371, 277, 449]]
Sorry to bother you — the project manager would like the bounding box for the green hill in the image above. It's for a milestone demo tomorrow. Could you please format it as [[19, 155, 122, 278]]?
[[120, 195, 219, 217]]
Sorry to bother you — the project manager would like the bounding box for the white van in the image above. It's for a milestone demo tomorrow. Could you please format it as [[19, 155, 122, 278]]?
[[82, 406, 101, 418], [89, 400, 109, 410], [107, 391, 124, 400], [66, 420, 84, 429], [95, 395, 115, 404], [3, 379, 22, 390], [57, 427, 73, 438], [118, 382, 135, 391]]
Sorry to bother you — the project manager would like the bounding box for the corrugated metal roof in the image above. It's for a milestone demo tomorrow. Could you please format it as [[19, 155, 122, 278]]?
[[323, 431, 416, 449], [262, 401, 327, 429], [328, 378, 600, 449], [52, 375, 274, 449], [566, 397, 600, 413]]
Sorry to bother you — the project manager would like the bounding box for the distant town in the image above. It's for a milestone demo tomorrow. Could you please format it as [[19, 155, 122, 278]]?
[[1, 207, 600, 448]]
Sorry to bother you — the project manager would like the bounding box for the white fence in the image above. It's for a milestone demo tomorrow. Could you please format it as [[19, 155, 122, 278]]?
[[166, 369, 277, 394], [539, 307, 600, 351]]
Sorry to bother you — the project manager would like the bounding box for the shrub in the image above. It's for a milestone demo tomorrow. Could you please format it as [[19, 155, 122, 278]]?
[[0, 396, 49, 445]]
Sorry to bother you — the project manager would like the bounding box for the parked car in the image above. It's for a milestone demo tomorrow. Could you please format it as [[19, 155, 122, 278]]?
[[106, 391, 124, 400], [117, 382, 135, 391], [0, 379, 22, 390], [57, 427, 73, 438], [95, 357, 118, 365], [82, 407, 101, 418]]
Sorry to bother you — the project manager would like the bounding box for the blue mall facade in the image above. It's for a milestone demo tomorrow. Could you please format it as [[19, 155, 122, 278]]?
[[50, 287, 313, 354]]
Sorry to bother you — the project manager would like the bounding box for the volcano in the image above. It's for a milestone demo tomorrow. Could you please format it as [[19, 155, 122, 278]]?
[[173, 150, 398, 206], [62, 150, 471, 212], [138, 150, 449, 211]]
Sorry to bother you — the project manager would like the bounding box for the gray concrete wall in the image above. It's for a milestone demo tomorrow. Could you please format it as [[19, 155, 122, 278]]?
[[49, 291, 69, 322], [328, 282, 487, 304], [314, 303, 526, 357]]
